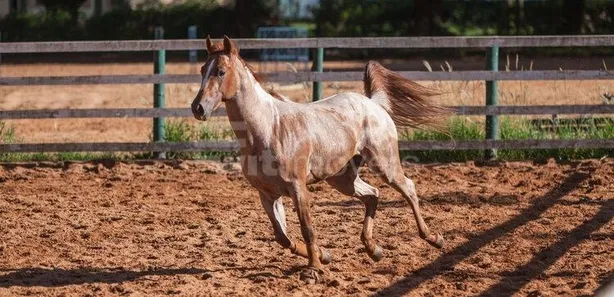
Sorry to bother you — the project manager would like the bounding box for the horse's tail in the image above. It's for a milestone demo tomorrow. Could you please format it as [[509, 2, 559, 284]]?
[[363, 61, 452, 130]]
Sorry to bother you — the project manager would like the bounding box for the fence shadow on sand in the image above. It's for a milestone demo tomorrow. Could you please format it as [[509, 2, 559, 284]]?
[[373, 168, 611, 297]]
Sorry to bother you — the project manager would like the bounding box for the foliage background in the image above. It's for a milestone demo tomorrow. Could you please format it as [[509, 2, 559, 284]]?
[[1, 0, 613, 42]]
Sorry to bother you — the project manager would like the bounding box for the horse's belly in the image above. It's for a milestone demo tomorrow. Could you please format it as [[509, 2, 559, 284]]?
[[307, 149, 357, 182]]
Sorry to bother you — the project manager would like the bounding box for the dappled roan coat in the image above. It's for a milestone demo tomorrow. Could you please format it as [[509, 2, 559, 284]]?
[[191, 35, 451, 283]]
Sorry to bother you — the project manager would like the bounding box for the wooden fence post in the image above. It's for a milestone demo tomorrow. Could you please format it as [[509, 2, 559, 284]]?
[[311, 47, 323, 101], [485, 46, 499, 160], [153, 26, 166, 159]]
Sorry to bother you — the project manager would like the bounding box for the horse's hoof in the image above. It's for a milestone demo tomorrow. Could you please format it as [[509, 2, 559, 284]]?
[[427, 233, 445, 249], [320, 248, 332, 265], [369, 245, 383, 262], [299, 268, 323, 284]]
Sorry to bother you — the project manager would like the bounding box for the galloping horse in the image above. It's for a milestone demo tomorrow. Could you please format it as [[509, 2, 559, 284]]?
[[191, 36, 450, 283]]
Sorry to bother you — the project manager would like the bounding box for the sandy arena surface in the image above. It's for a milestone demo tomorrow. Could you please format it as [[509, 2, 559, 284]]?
[[0, 159, 612, 296]]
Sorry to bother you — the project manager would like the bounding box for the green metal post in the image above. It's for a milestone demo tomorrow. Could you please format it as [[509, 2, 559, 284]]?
[[153, 26, 166, 159], [311, 48, 323, 101], [485, 46, 499, 160]]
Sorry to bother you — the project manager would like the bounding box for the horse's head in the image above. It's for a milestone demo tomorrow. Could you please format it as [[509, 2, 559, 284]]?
[[191, 35, 241, 121]]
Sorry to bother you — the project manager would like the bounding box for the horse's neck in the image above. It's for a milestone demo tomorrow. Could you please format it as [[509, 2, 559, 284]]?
[[225, 71, 278, 153]]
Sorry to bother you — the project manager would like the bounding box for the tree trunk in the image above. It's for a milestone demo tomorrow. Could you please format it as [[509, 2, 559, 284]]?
[[515, 0, 524, 35], [234, 0, 253, 38], [561, 0, 585, 34], [411, 0, 442, 36]]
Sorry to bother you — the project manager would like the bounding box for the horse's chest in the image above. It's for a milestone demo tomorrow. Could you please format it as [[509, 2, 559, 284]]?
[[243, 172, 288, 196], [240, 157, 288, 196]]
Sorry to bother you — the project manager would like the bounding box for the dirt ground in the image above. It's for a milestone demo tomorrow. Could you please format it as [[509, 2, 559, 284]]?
[[0, 159, 612, 296]]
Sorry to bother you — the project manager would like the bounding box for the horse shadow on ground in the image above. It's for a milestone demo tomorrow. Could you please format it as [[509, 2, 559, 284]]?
[[316, 199, 406, 210], [240, 264, 305, 282], [422, 192, 522, 206], [0, 267, 208, 288], [372, 169, 613, 297], [0, 264, 302, 288], [316, 191, 523, 209]]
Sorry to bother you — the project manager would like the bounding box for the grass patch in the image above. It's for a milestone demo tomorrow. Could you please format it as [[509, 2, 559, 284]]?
[[0, 121, 16, 144], [400, 116, 614, 163], [135, 119, 237, 160], [0, 152, 126, 163], [1, 117, 612, 163], [0, 120, 130, 162]]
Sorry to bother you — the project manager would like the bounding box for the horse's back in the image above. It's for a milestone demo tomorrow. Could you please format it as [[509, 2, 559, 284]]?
[[309, 92, 392, 121], [277, 91, 398, 152], [310, 92, 401, 159], [282, 91, 397, 142]]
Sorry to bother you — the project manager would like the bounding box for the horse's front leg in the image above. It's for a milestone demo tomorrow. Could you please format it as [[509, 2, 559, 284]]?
[[258, 191, 331, 264], [289, 182, 324, 284]]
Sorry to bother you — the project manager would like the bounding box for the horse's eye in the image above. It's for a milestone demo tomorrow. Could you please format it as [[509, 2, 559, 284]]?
[[219, 70, 226, 77]]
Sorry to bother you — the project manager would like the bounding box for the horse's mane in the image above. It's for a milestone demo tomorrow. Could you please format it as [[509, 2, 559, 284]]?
[[244, 61, 291, 102]]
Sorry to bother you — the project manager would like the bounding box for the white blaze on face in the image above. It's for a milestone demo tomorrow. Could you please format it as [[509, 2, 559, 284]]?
[[200, 58, 218, 90]]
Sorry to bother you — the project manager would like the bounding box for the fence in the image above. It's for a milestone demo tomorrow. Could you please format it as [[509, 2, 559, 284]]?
[[1, 35, 614, 158]]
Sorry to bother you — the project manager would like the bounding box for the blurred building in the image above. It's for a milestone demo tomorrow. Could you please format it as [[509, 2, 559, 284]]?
[[278, 0, 319, 19]]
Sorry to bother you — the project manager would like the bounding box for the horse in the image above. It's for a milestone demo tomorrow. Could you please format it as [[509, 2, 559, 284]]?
[[191, 35, 450, 284]]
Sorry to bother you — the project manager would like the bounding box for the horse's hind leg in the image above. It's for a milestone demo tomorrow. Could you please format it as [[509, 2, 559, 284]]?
[[353, 178, 384, 261], [258, 191, 331, 264], [380, 168, 444, 249], [365, 146, 444, 248], [326, 157, 383, 261]]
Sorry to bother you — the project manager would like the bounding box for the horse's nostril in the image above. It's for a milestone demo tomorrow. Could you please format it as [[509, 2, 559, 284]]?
[[192, 102, 206, 118], [196, 104, 204, 115]]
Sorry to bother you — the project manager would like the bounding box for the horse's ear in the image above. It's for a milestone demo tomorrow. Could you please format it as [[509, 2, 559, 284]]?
[[205, 35, 214, 54], [223, 35, 238, 55]]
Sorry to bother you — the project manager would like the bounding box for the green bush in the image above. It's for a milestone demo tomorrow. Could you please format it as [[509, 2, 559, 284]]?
[[0, 10, 84, 41], [312, 0, 614, 38], [0, 0, 279, 42]]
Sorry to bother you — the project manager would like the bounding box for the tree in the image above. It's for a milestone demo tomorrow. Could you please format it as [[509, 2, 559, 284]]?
[[234, 0, 252, 37], [232, 0, 277, 38], [560, 0, 585, 34], [410, 0, 443, 36], [38, 0, 86, 23]]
